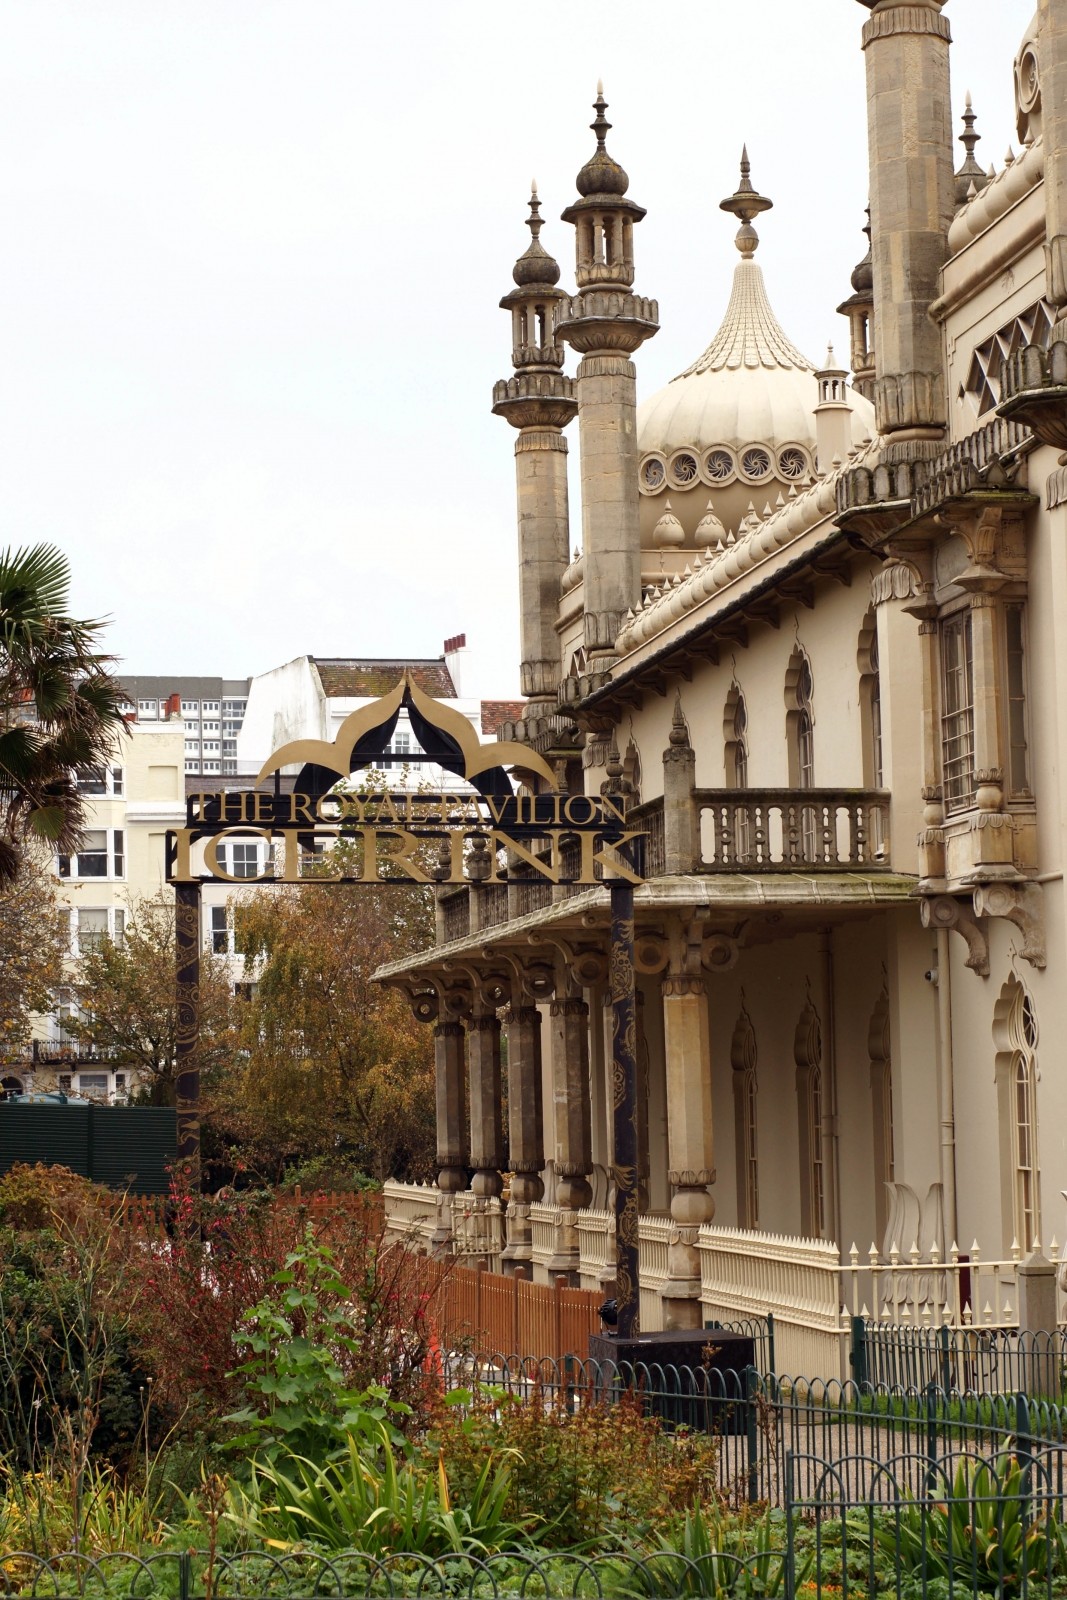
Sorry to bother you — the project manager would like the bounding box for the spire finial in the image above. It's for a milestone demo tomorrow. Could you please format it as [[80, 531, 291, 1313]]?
[[954, 91, 988, 205], [669, 691, 690, 747], [526, 182, 543, 242], [720, 146, 773, 258], [591, 82, 611, 149]]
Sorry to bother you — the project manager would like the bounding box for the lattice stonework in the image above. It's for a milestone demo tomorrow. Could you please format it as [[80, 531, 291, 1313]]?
[[964, 300, 1054, 415]]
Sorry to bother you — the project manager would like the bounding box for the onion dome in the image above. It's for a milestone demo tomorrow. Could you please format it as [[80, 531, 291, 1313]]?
[[575, 82, 629, 197], [851, 209, 873, 295], [696, 499, 727, 544], [512, 181, 561, 287], [652, 499, 684, 547], [637, 150, 875, 545]]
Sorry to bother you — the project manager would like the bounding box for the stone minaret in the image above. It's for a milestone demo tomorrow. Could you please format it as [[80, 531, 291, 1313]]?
[[492, 187, 577, 720], [856, 0, 954, 454], [557, 87, 659, 665], [1038, 0, 1067, 340]]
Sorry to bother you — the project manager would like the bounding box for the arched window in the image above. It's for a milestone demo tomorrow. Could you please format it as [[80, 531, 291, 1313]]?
[[785, 650, 816, 858], [794, 995, 825, 1239], [868, 986, 894, 1243], [858, 610, 885, 855], [730, 999, 758, 1227], [993, 979, 1042, 1252], [723, 685, 750, 863]]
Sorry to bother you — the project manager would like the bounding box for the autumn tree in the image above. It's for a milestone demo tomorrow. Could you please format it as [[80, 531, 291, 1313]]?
[[69, 893, 234, 1104], [0, 857, 67, 1052], [218, 866, 437, 1184]]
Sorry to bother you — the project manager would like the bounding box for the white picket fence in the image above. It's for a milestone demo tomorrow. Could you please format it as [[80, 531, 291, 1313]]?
[[382, 1183, 1067, 1379]]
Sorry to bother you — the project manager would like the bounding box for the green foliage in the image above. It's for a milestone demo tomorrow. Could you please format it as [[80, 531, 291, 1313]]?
[[226, 1232, 412, 1463], [627, 1505, 811, 1598], [218, 1428, 525, 1557], [874, 1451, 1066, 1595], [277, 1155, 382, 1195], [427, 1382, 724, 1549]]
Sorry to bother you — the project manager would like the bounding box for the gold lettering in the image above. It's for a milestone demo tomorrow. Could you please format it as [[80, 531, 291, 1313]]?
[[598, 792, 626, 824], [485, 795, 510, 825], [286, 792, 317, 825], [563, 794, 597, 826], [249, 792, 273, 823], [170, 827, 196, 882], [365, 829, 434, 883], [592, 830, 645, 885], [317, 794, 344, 822], [489, 829, 560, 883]]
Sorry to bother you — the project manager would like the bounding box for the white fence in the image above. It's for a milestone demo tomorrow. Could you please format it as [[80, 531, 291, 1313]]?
[[382, 1183, 1066, 1378]]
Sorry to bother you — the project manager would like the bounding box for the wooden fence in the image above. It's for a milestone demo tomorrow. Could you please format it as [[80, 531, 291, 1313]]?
[[409, 1255, 602, 1361]]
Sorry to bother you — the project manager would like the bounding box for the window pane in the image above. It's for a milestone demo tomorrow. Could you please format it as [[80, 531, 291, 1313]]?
[[941, 613, 975, 812], [76, 830, 108, 876], [76, 768, 107, 794], [1005, 605, 1029, 795]]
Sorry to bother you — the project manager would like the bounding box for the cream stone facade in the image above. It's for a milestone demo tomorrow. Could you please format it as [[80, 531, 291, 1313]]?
[[377, 1, 1067, 1367]]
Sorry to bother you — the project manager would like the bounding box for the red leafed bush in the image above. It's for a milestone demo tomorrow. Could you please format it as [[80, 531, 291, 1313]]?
[[121, 1171, 441, 1442]]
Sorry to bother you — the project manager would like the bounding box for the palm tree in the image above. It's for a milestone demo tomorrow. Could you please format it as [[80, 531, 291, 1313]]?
[[0, 543, 127, 884]]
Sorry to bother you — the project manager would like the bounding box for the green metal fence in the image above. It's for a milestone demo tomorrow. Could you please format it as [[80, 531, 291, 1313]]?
[[850, 1315, 1067, 1399]]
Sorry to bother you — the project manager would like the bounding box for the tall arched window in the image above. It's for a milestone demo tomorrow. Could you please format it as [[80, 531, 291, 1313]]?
[[730, 999, 759, 1227], [723, 685, 750, 863], [858, 611, 885, 857], [993, 979, 1042, 1252], [786, 650, 816, 858], [794, 995, 825, 1239], [868, 986, 894, 1244]]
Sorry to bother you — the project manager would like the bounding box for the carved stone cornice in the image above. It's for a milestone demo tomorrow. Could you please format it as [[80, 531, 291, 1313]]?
[[860, 4, 949, 45], [492, 371, 578, 432]]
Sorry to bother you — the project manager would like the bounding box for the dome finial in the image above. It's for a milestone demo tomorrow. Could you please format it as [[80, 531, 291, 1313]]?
[[720, 146, 773, 258], [512, 182, 561, 287], [955, 91, 989, 207], [575, 84, 629, 197]]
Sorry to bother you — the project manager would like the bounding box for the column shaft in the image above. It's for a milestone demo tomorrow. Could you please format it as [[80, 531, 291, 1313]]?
[[433, 1021, 467, 1252], [662, 971, 715, 1330], [502, 1005, 544, 1271], [515, 428, 570, 707], [861, 1, 953, 442], [610, 882, 640, 1337], [577, 353, 641, 656], [549, 995, 593, 1277]]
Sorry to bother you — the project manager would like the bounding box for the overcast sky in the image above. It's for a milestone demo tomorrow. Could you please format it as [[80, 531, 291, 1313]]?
[[0, 1, 1031, 695]]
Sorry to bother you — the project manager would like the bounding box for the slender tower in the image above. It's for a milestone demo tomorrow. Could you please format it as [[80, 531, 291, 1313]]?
[[492, 187, 577, 720], [856, 0, 954, 454], [557, 87, 659, 665]]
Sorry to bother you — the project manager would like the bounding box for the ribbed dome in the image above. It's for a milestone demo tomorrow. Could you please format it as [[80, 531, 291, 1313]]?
[[638, 259, 874, 461]]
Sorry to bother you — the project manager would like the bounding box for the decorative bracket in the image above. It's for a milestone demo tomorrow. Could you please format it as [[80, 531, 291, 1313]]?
[[920, 893, 990, 977], [972, 881, 1046, 969]]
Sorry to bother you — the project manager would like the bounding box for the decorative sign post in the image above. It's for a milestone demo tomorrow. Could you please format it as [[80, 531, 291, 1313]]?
[[166, 673, 644, 1305]]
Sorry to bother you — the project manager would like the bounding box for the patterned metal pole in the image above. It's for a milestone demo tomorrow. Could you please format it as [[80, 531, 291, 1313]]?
[[174, 881, 201, 1185], [610, 877, 640, 1338]]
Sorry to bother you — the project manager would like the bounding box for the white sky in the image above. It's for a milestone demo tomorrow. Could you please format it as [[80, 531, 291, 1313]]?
[[0, 0, 1031, 695]]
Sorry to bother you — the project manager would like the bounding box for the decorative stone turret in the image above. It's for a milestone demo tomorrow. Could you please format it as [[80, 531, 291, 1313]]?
[[857, 0, 954, 453], [837, 210, 875, 403], [1037, 0, 1067, 341], [813, 346, 853, 474], [556, 87, 659, 664], [493, 186, 578, 718], [954, 93, 989, 209]]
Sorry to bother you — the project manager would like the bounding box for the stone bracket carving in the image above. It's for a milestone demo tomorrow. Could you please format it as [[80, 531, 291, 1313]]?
[[920, 893, 990, 976], [972, 881, 1046, 969]]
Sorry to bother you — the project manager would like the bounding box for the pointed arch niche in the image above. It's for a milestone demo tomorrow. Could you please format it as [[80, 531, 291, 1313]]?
[[730, 998, 759, 1228], [868, 986, 894, 1243], [794, 993, 826, 1239], [992, 977, 1042, 1253], [723, 683, 750, 862], [785, 648, 816, 858]]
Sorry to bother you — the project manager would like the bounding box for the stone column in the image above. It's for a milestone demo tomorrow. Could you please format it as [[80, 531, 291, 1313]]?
[[502, 1004, 544, 1274], [968, 590, 1015, 875], [663, 696, 698, 875], [557, 89, 659, 664], [860, 0, 953, 448], [1038, 0, 1067, 339], [432, 1020, 468, 1253], [548, 993, 593, 1279], [915, 614, 946, 888], [468, 1009, 504, 1201], [661, 970, 715, 1330]]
